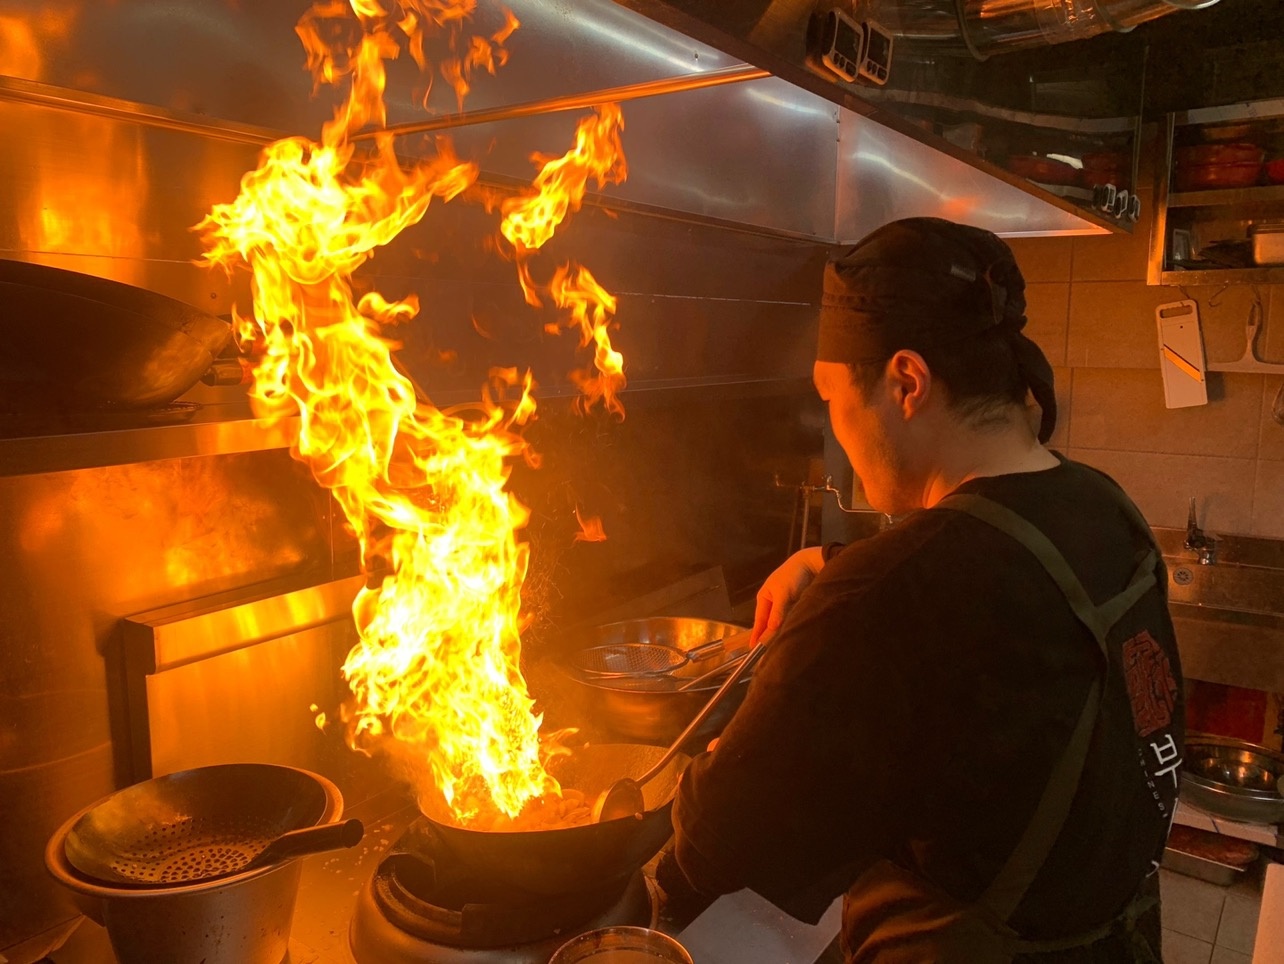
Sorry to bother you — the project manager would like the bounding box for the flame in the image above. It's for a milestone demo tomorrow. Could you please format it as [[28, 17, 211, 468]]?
[[494, 106, 629, 417], [200, 0, 628, 827], [499, 105, 626, 306], [550, 263, 626, 416], [573, 508, 607, 543]]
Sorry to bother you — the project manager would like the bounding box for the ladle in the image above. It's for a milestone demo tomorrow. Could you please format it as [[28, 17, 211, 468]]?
[[592, 640, 768, 822]]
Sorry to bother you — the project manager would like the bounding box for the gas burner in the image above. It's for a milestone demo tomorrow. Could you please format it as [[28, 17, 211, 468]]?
[[349, 819, 655, 964]]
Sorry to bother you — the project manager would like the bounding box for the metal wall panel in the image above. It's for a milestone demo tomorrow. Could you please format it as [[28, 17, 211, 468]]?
[[834, 108, 1110, 241], [0, 97, 259, 309], [0, 451, 334, 959]]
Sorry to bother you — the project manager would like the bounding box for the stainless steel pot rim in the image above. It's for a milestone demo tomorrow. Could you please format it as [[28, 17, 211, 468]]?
[[45, 765, 343, 899], [1181, 771, 1283, 801]]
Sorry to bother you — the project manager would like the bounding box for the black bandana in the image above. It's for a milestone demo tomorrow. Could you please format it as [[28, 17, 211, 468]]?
[[818, 217, 1057, 444]]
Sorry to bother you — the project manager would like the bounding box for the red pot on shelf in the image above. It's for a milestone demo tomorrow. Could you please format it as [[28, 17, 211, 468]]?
[[1173, 142, 1265, 192], [1005, 154, 1080, 186], [1265, 158, 1284, 185], [1175, 142, 1265, 167], [1080, 151, 1127, 188], [1173, 161, 1263, 192]]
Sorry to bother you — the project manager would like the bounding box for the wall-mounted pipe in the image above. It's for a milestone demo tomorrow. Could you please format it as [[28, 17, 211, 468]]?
[[958, 0, 1220, 59], [857, 0, 1219, 59]]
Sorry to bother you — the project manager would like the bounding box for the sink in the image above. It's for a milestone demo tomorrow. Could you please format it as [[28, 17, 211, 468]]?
[[1152, 526, 1284, 693], [1166, 558, 1284, 617]]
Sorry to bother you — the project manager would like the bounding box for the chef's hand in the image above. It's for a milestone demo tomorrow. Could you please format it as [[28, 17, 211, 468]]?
[[751, 546, 825, 644]]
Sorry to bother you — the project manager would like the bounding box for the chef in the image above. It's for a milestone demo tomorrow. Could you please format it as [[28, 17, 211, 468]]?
[[669, 217, 1183, 963]]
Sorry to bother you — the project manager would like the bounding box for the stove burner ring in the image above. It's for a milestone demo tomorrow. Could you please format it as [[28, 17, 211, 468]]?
[[352, 863, 655, 964], [372, 853, 635, 948]]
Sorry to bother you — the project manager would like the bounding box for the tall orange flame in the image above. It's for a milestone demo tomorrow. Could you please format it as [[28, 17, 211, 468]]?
[[200, 0, 628, 826]]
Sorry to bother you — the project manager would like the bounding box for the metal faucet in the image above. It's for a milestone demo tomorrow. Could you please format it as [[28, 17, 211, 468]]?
[[1184, 497, 1216, 565]]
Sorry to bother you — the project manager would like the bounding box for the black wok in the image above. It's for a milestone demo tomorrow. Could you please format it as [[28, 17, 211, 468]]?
[[0, 259, 232, 409], [395, 743, 689, 898]]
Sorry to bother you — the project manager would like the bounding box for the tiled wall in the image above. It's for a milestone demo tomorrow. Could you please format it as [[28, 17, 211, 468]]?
[[1006, 199, 1284, 539]]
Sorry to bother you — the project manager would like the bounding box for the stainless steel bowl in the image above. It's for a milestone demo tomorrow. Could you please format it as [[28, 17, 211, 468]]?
[[563, 617, 754, 746], [1181, 735, 1284, 825], [550, 925, 694, 964]]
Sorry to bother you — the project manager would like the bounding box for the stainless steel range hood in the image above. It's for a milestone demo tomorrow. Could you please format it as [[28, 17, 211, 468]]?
[[0, 0, 1219, 244]]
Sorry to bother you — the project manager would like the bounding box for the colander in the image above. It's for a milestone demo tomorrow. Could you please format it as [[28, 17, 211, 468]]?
[[61, 763, 351, 887]]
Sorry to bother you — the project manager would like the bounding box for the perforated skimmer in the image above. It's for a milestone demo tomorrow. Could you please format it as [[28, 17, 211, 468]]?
[[62, 762, 362, 888], [570, 637, 730, 679]]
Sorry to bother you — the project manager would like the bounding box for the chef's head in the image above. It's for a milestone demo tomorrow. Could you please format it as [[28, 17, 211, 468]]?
[[813, 217, 1055, 513]]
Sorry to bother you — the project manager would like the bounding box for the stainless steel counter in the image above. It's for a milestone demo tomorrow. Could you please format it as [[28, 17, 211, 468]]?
[[40, 789, 842, 964]]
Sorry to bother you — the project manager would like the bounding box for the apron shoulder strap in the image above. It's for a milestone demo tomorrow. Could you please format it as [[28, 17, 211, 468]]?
[[933, 491, 1159, 925]]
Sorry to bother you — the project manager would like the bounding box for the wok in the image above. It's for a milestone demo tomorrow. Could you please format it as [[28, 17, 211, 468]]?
[[0, 259, 232, 409], [396, 743, 689, 898]]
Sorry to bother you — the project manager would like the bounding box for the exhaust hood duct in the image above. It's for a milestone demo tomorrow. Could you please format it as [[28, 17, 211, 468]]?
[[859, 0, 1220, 59]]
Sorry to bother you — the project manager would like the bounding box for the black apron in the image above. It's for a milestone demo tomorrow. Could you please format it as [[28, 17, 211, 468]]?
[[840, 491, 1165, 963]]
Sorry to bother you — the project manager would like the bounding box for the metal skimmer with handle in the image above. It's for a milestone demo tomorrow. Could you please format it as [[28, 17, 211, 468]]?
[[570, 635, 733, 679], [62, 763, 363, 887]]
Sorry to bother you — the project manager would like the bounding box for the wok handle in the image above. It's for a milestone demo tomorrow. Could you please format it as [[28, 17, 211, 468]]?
[[636, 641, 768, 788], [245, 818, 365, 871], [200, 357, 252, 386]]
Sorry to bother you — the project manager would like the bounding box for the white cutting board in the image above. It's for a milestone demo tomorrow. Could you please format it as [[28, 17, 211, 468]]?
[[678, 889, 842, 964]]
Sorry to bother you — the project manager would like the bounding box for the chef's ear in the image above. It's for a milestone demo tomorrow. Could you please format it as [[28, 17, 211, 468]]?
[[885, 350, 931, 413]]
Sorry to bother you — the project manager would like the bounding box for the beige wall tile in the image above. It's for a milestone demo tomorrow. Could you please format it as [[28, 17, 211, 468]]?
[[1267, 286, 1284, 360], [1071, 188, 1155, 283], [1260, 378, 1284, 461], [1007, 236, 1073, 283], [1069, 368, 1262, 459], [1068, 282, 1272, 371], [1067, 281, 1176, 368], [1024, 282, 1069, 367], [1191, 285, 1274, 370], [1252, 461, 1284, 539], [1066, 448, 1255, 533], [1046, 366, 1071, 451]]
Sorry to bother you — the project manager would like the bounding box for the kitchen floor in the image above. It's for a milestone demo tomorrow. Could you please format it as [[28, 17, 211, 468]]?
[[1160, 867, 1264, 964]]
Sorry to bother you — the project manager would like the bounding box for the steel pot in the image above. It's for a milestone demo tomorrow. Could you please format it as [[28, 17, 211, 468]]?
[[44, 764, 344, 964], [562, 617, 755, 746]]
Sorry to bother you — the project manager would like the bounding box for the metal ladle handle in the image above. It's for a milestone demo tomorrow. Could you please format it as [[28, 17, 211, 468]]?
[[634, 640, 768, 788]]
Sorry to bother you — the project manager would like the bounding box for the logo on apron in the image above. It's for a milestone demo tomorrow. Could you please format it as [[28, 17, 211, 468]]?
[[1122, 630, 1178, 738]]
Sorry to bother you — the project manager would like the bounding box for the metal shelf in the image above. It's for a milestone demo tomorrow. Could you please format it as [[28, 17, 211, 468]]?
[[0, 376, 814, 478], [1160, 267, 1284, 286], [1175, 97, 1284, 128], [0, 412, 299, 478], [1167, 184, 1284, 208]]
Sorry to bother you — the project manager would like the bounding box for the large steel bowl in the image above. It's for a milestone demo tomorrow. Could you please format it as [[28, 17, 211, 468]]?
[[1181, 735, 1284, 825], [562, 617, 754, 747]]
